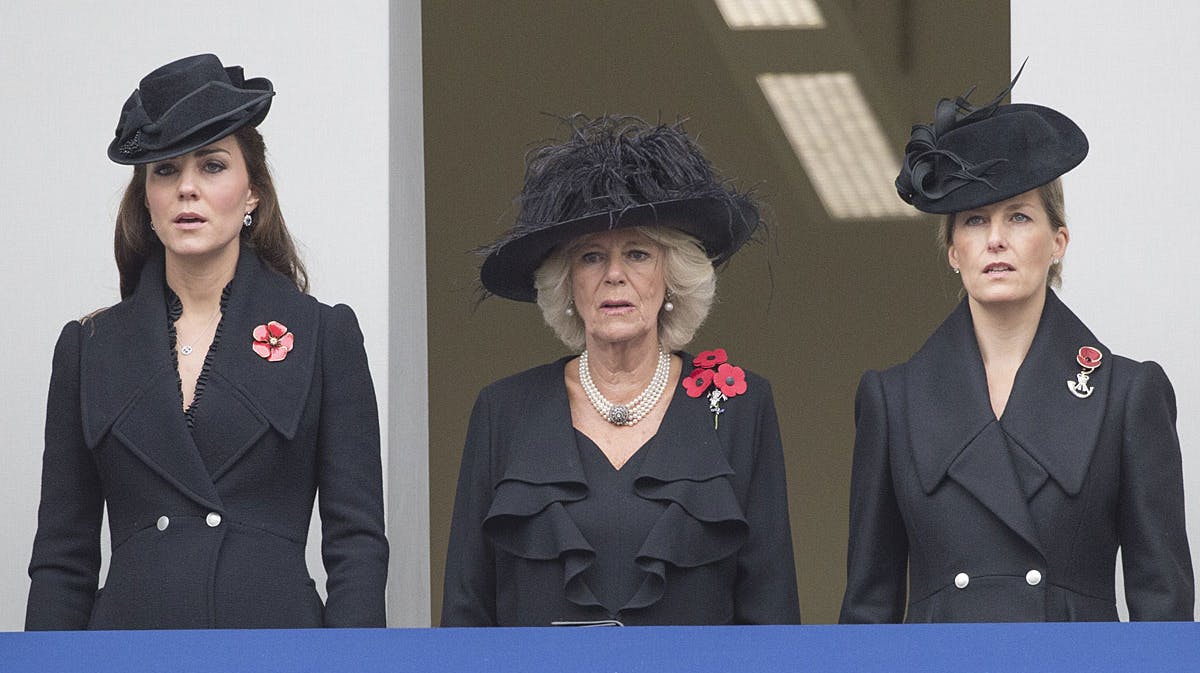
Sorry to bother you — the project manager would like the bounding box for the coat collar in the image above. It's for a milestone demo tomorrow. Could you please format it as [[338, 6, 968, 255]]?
[[80, 244, 318, 508], [906, 290, 1109, 496], [904, 290, 1109, 550]]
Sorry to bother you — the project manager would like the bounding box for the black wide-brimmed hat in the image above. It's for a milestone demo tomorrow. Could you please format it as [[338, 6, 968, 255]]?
[[479, 114, 761, 302], [896, 65, 1088, 214], [108, 53, 274, 165]]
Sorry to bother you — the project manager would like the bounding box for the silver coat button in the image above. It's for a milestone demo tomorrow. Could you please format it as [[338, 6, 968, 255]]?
[[156, 516, 170, 531], [1026, 569, 1043, 586], [206, 512, 222, 527], [954, 572, 970, 589]]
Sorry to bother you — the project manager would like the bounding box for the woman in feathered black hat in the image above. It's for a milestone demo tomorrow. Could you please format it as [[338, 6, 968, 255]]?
[[840, 70, 1193, 623], [442, 114, 801, 626], [25, 54, 388, 630]]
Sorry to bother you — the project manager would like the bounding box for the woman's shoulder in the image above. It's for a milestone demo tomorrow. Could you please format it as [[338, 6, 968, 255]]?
[[1107, 352, 1175, 396]]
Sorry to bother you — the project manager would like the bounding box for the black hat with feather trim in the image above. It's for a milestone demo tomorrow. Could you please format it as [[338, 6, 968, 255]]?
[[896, 63, 1088, 214], [108, 53, 274, 165], [479, 114, 761, 302]]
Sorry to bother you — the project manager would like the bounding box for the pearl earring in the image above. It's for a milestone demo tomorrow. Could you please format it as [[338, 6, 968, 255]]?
[[952, 267, 960, 275], [663, 290, 675, 312], [565, 300, 575, 317]]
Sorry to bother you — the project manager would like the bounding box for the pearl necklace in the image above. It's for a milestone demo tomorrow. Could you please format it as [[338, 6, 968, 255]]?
[[578, 344, 671, 426]]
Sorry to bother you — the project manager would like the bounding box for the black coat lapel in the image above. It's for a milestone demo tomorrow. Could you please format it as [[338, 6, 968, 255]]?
[[997, 290, 1109, 496], [200, 247, 318, 479], [80, 253, 222, 511], [495, 360, 588, 488], [638, 359, 736, 486], [904, 298, 1043, 552]]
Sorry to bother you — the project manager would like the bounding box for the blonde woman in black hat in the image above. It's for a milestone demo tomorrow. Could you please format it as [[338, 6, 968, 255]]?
[[25, 54, 388, 630], [840, 72, 1193, 623], [442, 115, 801, 626]]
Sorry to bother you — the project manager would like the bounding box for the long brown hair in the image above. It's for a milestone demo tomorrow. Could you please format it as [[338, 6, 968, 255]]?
[[113, 126, 308, 298]]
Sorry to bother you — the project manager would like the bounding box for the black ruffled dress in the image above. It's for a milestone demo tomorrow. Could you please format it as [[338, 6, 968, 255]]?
[[442, 355, 801, 626]]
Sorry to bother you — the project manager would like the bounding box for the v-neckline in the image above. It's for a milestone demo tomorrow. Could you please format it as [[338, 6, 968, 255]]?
[[574, 428, 656, 473], [565, 354, 684, 471]]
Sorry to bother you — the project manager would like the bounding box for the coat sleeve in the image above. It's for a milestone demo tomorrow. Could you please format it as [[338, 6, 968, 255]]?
[[733, 379, 802, 624], [440, 389, 498, 626], [316, 304, 389, 627], [840, 369, 909, 623], [1118, 360, 1194, 620], [26, 321, 104, 630]]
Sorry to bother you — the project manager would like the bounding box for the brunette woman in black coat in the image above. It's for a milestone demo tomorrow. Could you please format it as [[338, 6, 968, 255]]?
[[442, 115, 800, 626], [25, 54, 388, 630], [840, 72, 1193, 623]]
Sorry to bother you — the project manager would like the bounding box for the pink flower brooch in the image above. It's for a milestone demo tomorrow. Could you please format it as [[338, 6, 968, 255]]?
[[252, 321, 294, 362], [682, 348, 748, 428]]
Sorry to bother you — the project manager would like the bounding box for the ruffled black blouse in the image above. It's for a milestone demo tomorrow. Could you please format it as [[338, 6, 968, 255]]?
[[442, 355, 801, 626], [168, 279, 235, 472]]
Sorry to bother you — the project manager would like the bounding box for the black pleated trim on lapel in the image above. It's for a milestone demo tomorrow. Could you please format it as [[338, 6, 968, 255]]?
[[80, 250, 222, 511]]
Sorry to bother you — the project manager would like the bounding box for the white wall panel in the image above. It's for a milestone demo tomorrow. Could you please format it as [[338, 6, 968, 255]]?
[[1012, 0, 1200, 619], [0, 0, 422, 629]]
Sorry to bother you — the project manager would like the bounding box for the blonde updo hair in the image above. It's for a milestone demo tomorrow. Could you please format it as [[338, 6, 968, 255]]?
[[534, 226, 716, 352], [940, 177, 1067, 289]]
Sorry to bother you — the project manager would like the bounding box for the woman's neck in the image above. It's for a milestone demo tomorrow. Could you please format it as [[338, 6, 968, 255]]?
[[968, 290, 1047, 369], [584, 333, 662, 397], [165, 246, 239, 314]]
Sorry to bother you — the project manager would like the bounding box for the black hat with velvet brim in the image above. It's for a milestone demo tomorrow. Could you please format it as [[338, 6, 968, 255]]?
[[479, 115, 761, 303], [108, 53, 274, 165], [896, 68, 1088, 215]]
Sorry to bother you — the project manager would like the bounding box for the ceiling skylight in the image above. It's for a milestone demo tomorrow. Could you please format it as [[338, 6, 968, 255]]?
[[758, 72, 918, 219], [714, 0, 826, 29]]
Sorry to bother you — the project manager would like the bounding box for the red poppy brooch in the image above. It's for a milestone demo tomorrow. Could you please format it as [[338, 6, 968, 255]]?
[[252, 321, 294, 362], [683, 348, 748, 428], [1067, 345, 1102, 399]]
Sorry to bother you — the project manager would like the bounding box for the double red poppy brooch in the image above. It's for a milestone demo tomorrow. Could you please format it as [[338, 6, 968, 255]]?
[[682, 348, 748, 428], [252, 321, 294, 362], [1067, 345, 1102, 399]]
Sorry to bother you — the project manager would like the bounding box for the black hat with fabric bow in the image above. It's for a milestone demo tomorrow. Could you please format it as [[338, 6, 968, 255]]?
[[108, 53, 274, 165], [479, 114, 761, 302], [896, 64, 1088, 214]]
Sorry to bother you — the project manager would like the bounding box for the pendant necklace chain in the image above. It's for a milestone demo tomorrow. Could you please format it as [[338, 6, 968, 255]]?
[[177, 305, 222, 356], [579, 343, 670, 426]]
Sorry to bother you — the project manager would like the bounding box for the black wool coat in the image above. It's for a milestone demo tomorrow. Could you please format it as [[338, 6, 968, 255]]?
[[442, 355, 801, 626], [26, 247, 388, 630], [840, 291, 1193, 623]]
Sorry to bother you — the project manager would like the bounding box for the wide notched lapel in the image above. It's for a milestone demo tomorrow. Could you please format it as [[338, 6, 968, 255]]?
[[495, 359, 587, 489], [904, 299, 1044, 553], [198, 248, 319, 481], [997, 290, 1109, 497], [80, 253, 222, 511]]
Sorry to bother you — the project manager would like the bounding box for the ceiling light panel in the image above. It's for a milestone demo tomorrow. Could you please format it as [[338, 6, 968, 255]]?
[[757, 72, 917, 219], [714, 0, 826, 29]]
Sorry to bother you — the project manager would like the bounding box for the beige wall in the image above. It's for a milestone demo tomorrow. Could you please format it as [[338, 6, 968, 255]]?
[[424, 0, 1009, 624]]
